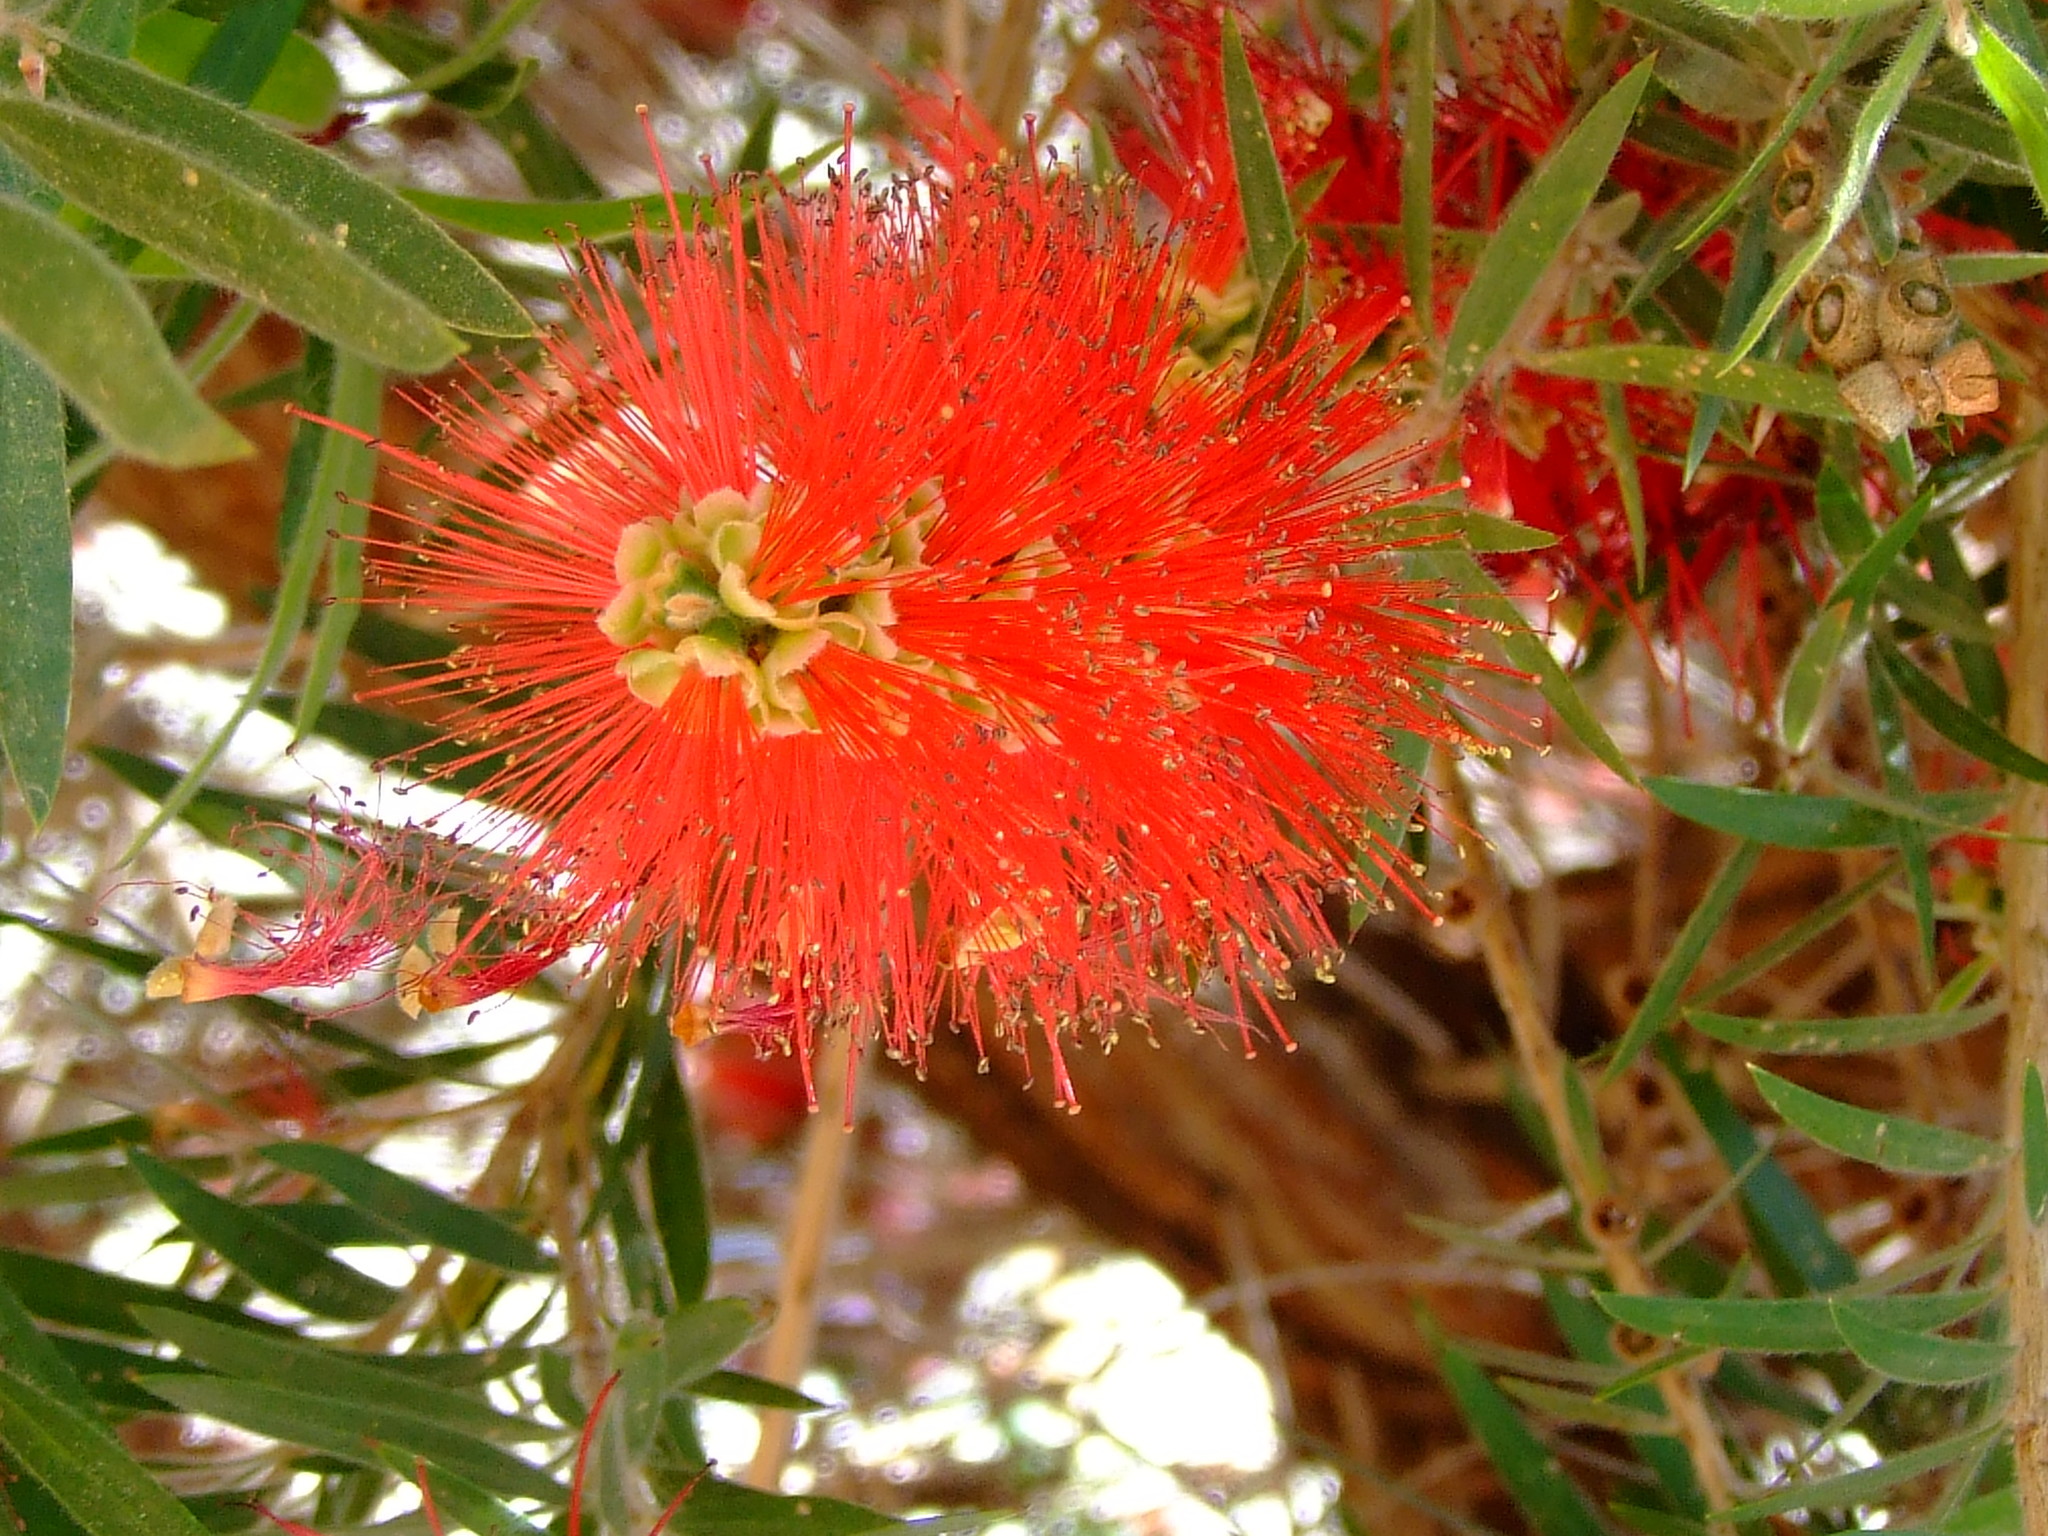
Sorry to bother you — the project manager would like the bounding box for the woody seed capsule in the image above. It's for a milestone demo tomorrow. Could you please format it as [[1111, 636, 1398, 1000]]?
[[1876, 255, 1957, 359]]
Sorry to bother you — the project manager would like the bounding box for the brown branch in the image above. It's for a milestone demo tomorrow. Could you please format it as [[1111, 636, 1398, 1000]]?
[[1451, 762, 1737, 1513], [2002, 393, 2048, 1536]]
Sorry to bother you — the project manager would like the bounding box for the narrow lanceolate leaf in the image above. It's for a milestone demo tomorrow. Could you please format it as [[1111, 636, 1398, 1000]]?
[[136, 1375, 567, 1507], [131, 9, 340, 128], [0, 1368, 212, 1536], [1438, 59, 1656, 397], [1400, 0, 1437, 335], [1219, 12, 1296, 298], [370, 1448, 548, 1536], [0, 97, 459, 372], [1873, 640, 2048, 785], [1658, 1041, 1859, 1293], [291, 352, 380, 737], [0, 1276, 103, 1427], [0, 339, 71, 827], [1946, 251, 2048, 286], [1828, 490, 1930, 612], [1685, 1001, 2004, 1056], [1603, 840, 1762, 1083], [131, 1308, 558, 1444], [1725, 7, 1941, 364], [1595, 1288, 1993, 1353], [1724, 1421, 2002, 1520], [2026, 1063, 2048, 1222], [1645, 778, 1997, 850], [119, 346, 373, 859], [1974, 20, 2048, 210], [48, 44, 530, 339], [1531, 345, 1854, 420], [1414, 547, 1635, 781], [128, 1150, 404, 1322], [258, 1141, 552, 1274], [1427, 1324, 1610, 1536], [1776, 603, 1860, 757], [648, 1051, 712, 1307], [1830, 1300, 2012, 1387], [1632, 17, 1878, 309], [0, 196, 249, 467], [1751, 1068, 2007, 1176]]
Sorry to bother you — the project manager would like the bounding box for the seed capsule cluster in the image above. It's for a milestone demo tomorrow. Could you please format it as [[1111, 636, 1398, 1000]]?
[[1798, 245, 1996, 444], [1777, 144, 1999, 440]]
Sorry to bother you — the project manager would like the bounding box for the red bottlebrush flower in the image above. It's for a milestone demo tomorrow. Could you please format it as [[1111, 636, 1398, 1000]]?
[[193, 134, 1479, 1107]]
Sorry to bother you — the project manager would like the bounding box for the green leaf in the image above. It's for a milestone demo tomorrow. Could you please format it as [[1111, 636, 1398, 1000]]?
[[1682, 0, 1905, 14], [1686, 1001, 2004, 1055], [1411, 510, 1559, 553], [0, 95, 459, 372], [1974, 18, 2048, 210], [349, 0, 547, 101], [1725, 7, 1941, 364], [0, 1245, 293, 1341], [56, 0, 139, 53], [1644, 777, 1996, 850], [0, 1368, 212, 1536], [1776, 602, 1860, 757], [1400, 0, 1436, 335], [1874, 639, 2048, 785], [1915, 519, 2008, 719], [1427, 1323, 1609, 1536], [1689, 859, 1896, 1008], [0, 1275, 104, 1427], [1530, 344, 1853, 420], [1864, 647, 1937, 972], [131, 1307, 558, 1444], [2026, 1062, 2048, 1222], [0, 195, 250, 468], [1497, 1375, 1673, 1435], [648, 1043, 712, 1308], [1219, 12, 1297, 299], [1829, 490, 1930, 611], [119, 348, 378, 859], [1630, 17, 1879, 310], [131, 9, 340, 128], [1751, 1067, 2007, 1176], [691, 1370, 830, 1413], [127, 1150, 405, 1322], [1603, 840, 1762, 1083], [290, 356, 379, 738], [1945, 250, 2048, 286], [44, 44, 531, 340], [663, 1474, 909, 1533], [371, 1447, 548, 1536], [1724, 1420, 2001, 1520], [403, 186, 691, 243], [1830, 1299, 2012, 1386], [186, 0, 306, 109], [136, 1374, 567, 1507], [1412, 547, 1635, 781], [0, 338, 71, 826], [1438, 59, 1657, 398], [258, 1141, 552, 1274], [1658, 1041, 1858, 1293], [1595, 1288, 1992, 1353]]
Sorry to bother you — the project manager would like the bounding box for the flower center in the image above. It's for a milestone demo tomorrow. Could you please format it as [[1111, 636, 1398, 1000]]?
[[598, 482, 934, 736]]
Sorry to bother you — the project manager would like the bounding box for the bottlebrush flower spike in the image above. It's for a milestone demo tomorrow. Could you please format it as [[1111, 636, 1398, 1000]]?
[[210, 123, 1481, 1108]]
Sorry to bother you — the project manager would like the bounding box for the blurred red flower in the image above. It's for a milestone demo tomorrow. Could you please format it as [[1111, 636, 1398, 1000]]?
[[165, 135, 1478, 1106]]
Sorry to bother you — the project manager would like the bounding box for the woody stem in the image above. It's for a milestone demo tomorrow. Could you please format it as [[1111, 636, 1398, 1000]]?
[[2001, 398, 2048, 1536], [1448, 759, 1737, 1514], [745, 1026, 862, 1490]]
